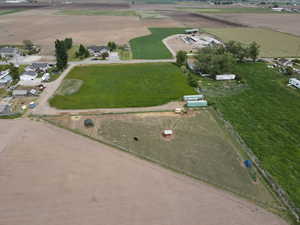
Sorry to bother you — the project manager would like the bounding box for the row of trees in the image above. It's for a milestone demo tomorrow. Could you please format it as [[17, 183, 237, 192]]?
[[176, 41, 260, 76], [55, 38, 72, 70]]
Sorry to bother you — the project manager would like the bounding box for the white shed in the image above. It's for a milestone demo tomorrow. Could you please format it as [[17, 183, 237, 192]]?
[[289, 78, 300, 89]]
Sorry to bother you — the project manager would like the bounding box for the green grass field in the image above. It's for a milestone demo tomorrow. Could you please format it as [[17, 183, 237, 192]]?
[[49, 63, 196, 109], [46, 111, 280, 209], [0, 9, 24, 16], [58, 10, 137, 16], [130, 27, 187, 59], [204, 28, 300, 57], [178, 7, 288, 14], [208, 63, 300, 211]]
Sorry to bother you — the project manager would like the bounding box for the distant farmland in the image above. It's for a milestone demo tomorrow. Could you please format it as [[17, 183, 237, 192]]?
[[130, 27, 186, 59], [204, 28, 300, 57]]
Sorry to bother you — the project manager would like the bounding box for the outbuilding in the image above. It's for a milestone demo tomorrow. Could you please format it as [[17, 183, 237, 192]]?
[[183, 95, 204, 101], [289, 78, 300, 89], [215, 74, 236, 81], [20, 71, 38, 81], [163, 130, 173, 137], [187, 100, 208, 107], [12, 90, 28, 97]]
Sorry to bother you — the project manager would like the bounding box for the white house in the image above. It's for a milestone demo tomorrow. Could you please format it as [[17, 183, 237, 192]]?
[[42, 73, 50, 81], [87, 46, 110, 57], [289, 78, 300, 89], [0, 69, 12, 87], [0, 47, 20, 58], [215, 74, 236, 81], [272, 7, 284, 12], [20, 71, 38, 81]]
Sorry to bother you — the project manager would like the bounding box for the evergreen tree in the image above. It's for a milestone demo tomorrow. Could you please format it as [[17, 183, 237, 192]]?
[[55, 39, 68, 70]]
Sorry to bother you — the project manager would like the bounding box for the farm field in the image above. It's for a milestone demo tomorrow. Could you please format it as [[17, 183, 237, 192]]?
[[45, 110, 280, 210], [58, 9, 137, 16], [130, 27, 187, 59], [178, 7, 281, 14], [208, 13, 300, 36], [49, 63, 196, 109], [0, 9, 150, 55], [0, 118, 288, 225], [207, 63, 300, 212], [204, 28, 300, 57]]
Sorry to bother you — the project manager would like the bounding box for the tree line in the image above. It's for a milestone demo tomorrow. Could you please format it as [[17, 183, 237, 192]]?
[[55, 38, 73, 71]]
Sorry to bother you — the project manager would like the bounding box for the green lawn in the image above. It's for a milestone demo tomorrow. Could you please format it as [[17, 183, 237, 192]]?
[[178, 7, 288, 14], [0, 9, 25, 16], [204, 28, 300, 58], [49, 63, 196, 109], [130, 27, 187, 59], [209, 63, 300, 211], [58, 10, 137, 16]]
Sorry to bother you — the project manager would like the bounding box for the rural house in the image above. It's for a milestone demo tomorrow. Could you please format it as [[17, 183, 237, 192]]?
[[32, 63, 50, 72], [0, 47, 20, 58], [87, 46, 110, 57], [0, 70, 12, 87], [20, 71, 38, 81]]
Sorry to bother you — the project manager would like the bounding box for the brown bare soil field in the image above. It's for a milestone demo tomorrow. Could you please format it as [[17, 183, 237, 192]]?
[[208, 13, 300, 36], [0, 118, 288, 225], [0, 8, 238, 55], [0, 9, 149, 55], [162, 11, 241, 28]]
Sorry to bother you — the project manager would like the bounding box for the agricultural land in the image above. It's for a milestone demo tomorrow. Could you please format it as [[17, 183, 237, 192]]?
[[130, 28, 187, 59], [204, 28, 300, 57], [49, 63, 196, 109], [202, 63, 300, 212]]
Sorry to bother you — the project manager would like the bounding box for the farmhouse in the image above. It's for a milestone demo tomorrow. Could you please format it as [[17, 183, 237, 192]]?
[[32, 63, 50, 72], [0, 70, 12, 87], [289, 78, 300, 89], [20, 71, 38, 81], [87, 46, 110, 57], [215, 74, 236, 81], [0, 47, 20, 58]]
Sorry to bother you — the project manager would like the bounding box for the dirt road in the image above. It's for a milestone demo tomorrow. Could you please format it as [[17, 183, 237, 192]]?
[[0, 118, 288, 225]]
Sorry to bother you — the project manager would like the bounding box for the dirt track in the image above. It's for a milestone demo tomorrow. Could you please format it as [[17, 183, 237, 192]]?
[[0, 118, 288, 225]]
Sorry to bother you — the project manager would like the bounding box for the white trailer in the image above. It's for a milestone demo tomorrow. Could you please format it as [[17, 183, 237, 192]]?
[[215, 74, 236, 81], [289, 78, 300, 89]]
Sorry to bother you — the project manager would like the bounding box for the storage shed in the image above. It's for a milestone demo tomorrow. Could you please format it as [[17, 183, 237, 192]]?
[[12, 90, 28, 97], [187, 100, 208, 107], [163, 130, 173, 137], [183, 95, 204, 101]]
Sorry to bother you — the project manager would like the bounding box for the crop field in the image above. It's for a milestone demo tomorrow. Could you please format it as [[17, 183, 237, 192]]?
[[130, 27, 187, 59], [45, 110, 280, 209], [207, 63, 300, 212], [58, 9, 137, 16], [204, 28, 300, 57], [178, 7, 280, 14], [49, 63, 196, 109], [205, 13, 300, 36], [0, 9, 24, 16]]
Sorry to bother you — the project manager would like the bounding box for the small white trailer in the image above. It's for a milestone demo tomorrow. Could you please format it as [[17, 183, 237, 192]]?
[[289, 78, 300, 89], [215, 74, 236, 81]]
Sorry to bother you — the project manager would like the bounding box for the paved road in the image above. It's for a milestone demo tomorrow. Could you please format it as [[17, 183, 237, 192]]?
[[31, 58, 178, 115]]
